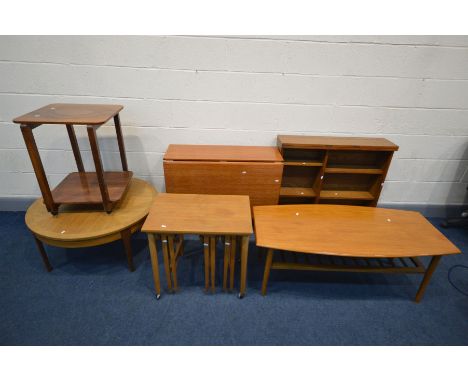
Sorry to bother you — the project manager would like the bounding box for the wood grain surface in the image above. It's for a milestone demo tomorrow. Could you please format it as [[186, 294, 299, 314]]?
[[26, 178, 157, 242], [13, 103, 123, 125], [253, 204, 460, 257], [142, 193, 253, 235]]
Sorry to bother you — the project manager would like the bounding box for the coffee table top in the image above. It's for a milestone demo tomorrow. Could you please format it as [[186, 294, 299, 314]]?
[[142, 193, 253, 235], [253, 205, 460, 258], [13, 103, 123, 125]]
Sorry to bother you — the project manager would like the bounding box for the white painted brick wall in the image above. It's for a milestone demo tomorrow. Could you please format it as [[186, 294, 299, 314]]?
[[0, 35, 467, 205]]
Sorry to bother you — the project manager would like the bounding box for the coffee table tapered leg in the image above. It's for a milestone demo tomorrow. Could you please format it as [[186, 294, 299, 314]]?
[[415, 255, 442, 303], [239, 235, 249, 298], [147, 233, 161, 299], [261, 248, 274, 296], [34, 235, 53, 272]]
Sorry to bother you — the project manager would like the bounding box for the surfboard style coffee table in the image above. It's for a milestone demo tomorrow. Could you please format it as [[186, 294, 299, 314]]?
[[253, 204, 461, 302]]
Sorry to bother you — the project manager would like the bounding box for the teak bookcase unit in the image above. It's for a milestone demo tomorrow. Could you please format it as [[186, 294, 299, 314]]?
[[277, 135, 398, 206], [163, 145, 284, 207], [13, 103, 133, 215]]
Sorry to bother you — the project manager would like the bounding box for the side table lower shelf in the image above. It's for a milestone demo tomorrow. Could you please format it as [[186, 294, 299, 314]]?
[[52, 171, 133, 206]]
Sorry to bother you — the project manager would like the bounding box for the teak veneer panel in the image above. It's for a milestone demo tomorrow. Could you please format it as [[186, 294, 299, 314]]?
[[164, 144, 284, 206], [253, 205, 460, 258], [142, 193, 253, 236], [13, 103, 123, 125], [164, 160, 283, 206], [164, 144, 283, 162], [278, 135, 399, 151]]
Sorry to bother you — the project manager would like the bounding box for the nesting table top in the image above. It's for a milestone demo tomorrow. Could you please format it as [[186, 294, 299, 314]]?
[[142, 193, 253, 235]]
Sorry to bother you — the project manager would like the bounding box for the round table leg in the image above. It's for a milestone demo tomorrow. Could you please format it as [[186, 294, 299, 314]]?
[[33, 235, 53, 272], [121, 228, 135, 272]]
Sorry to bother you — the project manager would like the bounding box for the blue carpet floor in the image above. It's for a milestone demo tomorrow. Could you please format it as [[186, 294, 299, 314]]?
[[0, 211, 467, 345]]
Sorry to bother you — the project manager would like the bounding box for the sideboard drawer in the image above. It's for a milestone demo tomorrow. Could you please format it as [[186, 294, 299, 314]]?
[[164, 161, 283, 206]]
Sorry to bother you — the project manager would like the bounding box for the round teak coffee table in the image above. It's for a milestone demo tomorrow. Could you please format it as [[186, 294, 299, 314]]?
[[25, 178, 157, 272]]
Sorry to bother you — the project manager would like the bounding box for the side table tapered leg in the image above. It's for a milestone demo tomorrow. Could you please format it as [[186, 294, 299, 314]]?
[[66, 124, 85, 172], [147, 233, 161, 299], [33, 235, 53, 272], [21, 125, 58, 214], [87, 125, 112, 213], [114, 114, 128, 171]]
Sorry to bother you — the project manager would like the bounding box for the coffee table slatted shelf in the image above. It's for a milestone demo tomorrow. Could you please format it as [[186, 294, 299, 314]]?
[[269, 251, 426, 274]]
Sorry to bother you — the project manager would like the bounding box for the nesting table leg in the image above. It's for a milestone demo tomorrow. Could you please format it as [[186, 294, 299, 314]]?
[[203, 236, 210, 291], [239, 235, 249, 298], [210, 236, 216, 292], [261, 248, 274, 296], [147, 233, 161, 299], [223, 236, 231, 291], [229, 237, 237, 292], [415, 255, 442, 303], [33, 235, 53, 272], [168, 235, 178, 291], [161, 235, 173, 292]]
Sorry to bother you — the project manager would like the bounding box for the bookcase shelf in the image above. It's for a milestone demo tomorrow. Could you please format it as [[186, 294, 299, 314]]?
[[320, 190, 374, 200], [277, 135, 398, 207], [280, 187, 316, 198], [284, 160, 323, 167], [324, 166, 383, 175]]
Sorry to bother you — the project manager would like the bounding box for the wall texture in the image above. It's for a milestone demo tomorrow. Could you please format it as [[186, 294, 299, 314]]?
[[0, 35, 467, 208]]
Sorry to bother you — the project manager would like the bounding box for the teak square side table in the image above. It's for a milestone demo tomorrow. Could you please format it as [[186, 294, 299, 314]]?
[[142, 193, 253, 299], [13, 103, 133, 215]]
